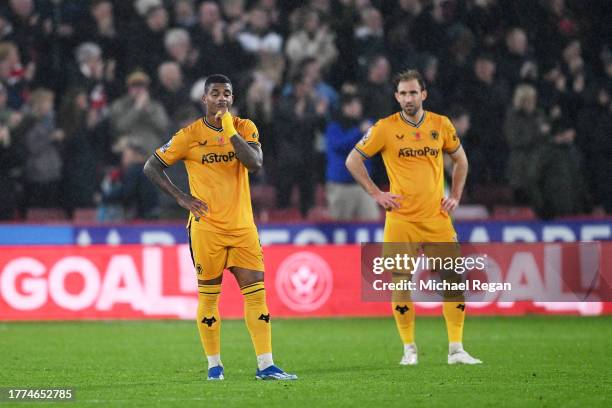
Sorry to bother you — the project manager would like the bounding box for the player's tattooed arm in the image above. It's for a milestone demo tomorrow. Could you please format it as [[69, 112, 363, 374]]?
[[143, 156, 208, 218], [230, 135, 263, 173]]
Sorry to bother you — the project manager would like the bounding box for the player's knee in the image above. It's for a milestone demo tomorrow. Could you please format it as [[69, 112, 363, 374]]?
[[230, 267, 264, 287]]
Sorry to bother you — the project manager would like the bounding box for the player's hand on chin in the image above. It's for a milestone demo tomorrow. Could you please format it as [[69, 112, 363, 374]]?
[[177, 192, 208, 218], [373, 190, 403, 211], [215, 108, 231, 122], [441, 196, 459, 213]]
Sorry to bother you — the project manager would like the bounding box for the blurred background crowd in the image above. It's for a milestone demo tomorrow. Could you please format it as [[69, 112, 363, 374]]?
[[0, 0, 610, 223]]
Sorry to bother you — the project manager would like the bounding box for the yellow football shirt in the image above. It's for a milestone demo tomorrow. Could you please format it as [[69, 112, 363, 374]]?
[[155, 116, 260, 233], [354, 110, 460, 222]]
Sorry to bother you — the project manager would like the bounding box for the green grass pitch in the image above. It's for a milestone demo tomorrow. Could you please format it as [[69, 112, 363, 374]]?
[[1, 316, 611, 407]]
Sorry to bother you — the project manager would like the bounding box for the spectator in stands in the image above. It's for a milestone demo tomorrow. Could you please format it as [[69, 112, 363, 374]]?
[[155, 61, 190, 122], [439, 25, 476, 99], [421, 55, 444, 113], [498, 28, 538, 89], [411, 0, 450, 57], [0, 122, 21, 220], [273, 72, 327, 217], [70, 42, 117, 112], [537, 61, 571, 119], [325, 93, 378, 221], [464, 0, 503, 49], [0, 81, 21, 129], [172, 0, 197, 29], [354, 6, 385, 69], [0, 41, 31, 109], [221, 0, 247, 29], [283, 57, 338, 111], [5, 0, 41, 65], [359, 54, 394, 185], [385, 0, 423, 56], [190, 1, 246, 78], [109, 70, 169, 155], [285, 7, 338, 76], [14, 88, 64, 213], [504, 84, 549, 204], [0, 82, 23, 220], [360, 54, 394, 120], [77, 0, 125, 79], [100, 141, 159, 220], [559, 39, 588, 122], [527, 119, 588, 219], [536, 0, 579, 59], [237, 7, 283, 60], [129, 3, 168, 76], [163, 28, 205, 84], [58, 87, 103, 216], [577, 58, 612, 213], [32, 0, 81, 93], [244, 54, 285, 154], [258, 0, 281, 31], [459, 53, 510, 185], [325, 0, 359, 86]]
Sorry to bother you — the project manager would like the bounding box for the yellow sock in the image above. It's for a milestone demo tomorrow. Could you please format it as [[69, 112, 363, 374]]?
[[241, 282, 272, 355], [197, 284, 221, 357], [391, 273, 416, 345], [392, 301, 415, 344], [443, 301, 465, 343]]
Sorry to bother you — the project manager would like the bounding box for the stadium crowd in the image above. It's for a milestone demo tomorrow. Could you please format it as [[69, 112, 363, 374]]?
[[0, 0, 610, 222]]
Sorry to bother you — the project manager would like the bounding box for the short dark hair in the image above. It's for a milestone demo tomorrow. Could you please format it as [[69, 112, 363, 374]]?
[[393, 69, 426, 91], [204, 74, 232, 94]]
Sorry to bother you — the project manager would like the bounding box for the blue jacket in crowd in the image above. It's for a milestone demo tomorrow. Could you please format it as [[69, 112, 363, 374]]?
[[325, 119, 374, 183]]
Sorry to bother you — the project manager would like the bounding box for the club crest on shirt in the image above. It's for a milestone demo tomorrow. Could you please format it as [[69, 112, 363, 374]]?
[[160, 139, 172, 152], [431, 130, 439, 140]]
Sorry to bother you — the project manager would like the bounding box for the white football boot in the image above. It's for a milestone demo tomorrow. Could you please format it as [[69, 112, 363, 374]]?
[[399, 344, 418, 366]]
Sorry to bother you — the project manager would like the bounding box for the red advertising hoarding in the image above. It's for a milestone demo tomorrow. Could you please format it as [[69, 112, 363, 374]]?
[[1, 244, 611, 320]]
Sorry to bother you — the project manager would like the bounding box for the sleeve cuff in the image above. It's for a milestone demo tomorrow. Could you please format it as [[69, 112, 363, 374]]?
[[354, 146, 371, 159], [154, 152, 170, 167], [444, 144, 461, 155]]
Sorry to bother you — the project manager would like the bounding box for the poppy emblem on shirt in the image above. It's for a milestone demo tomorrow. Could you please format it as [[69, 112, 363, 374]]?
[[216, 136, 225, 144], [413, 131, 421, 140]]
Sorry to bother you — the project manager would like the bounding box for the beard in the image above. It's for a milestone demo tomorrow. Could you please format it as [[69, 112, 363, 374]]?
[[404, 104, 420, 116]]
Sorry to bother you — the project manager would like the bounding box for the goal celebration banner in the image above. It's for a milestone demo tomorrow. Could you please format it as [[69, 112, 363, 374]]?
[[1, 243, 611, 320]]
